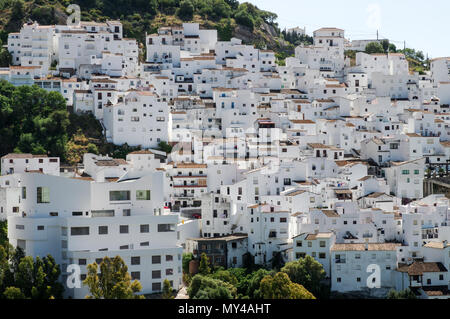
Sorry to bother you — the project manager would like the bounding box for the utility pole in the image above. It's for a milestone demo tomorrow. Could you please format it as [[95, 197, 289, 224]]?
[[376, 30, 379, 41]]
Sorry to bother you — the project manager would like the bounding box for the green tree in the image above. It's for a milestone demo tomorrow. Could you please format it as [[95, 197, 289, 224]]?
[[188, 274, 236, 299], [83, 256, 144, 299], [281, 255, 326, 298], [0, 41, 12, 67], [388, 43, 397, 53], [244, 268, 273, 298], [3, 286, 25, 299], [10, 0, 25, 21], [177, 0, 195, 21], [182, 252, 194, 274], [0, 81, 70, 160], [198, 253, 211, 275], [158, 141, 173, 154], [66, 130, 99, 165], [381, 39, 390, 53], [235, 9, 254, 30], [0, 220, 7, 246], [365, 42, 385, 54], [259, 272, 315, 299], [162, 279, 174, 299], [211, 269, 238, 286], [387, 289, 417, 299]]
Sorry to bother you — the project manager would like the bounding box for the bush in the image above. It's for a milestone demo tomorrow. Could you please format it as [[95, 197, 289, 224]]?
[[188, 274, 236, 299], [365, 42, 385, 54], [177, 0, 194, 21], [182, 252, 194, 274], [235, 10, 254, 30]]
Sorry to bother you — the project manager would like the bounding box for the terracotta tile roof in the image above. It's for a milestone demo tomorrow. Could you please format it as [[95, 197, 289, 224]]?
[[358, 175, 375, 181], [332, 243, 401, 251], [398, 262, 448, 276], [307, 143, 330, 149], [128, 150, 154, 155], [290, 120, 315, 124], [305, 232, 333, 240], [321, 210, 340, 218], [175, 162, 207, 168], [95, 159, 128, 166], [285, 190, 307, 197]]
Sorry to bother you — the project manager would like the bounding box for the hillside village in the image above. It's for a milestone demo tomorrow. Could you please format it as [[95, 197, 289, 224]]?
[[0, 18, 450, 299]]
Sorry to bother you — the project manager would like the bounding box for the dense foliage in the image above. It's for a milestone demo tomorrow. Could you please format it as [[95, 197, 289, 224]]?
[[259, 272, 315, 299], [83, 255, 144, 299], [0, 243, 64, 299], [281, 255, 328, 298], [387, 288, 417, 299], [0, 80, 144, 163], [185, 254, 322, 299], [0, 80, 69, 159], [0, 221, 7, 247]]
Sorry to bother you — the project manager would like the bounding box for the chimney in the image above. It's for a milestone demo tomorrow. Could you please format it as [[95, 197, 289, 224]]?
[[365, 242, 369, 251]]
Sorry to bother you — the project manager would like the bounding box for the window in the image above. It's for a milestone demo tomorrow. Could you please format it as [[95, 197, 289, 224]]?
[[320, 241, 326, 248], [37, 225, 44, 231], [98, 226, 108, 235], [22, 187, 26, 199], [297, 241, 302, 247], [131, 272, 140, 280], [109, 190, 130, 201], [131, 256, 140, 265], [152, 256, 161, 264], [152, 283, 161, 291], [158, 224, 175, 232], [120, 225, 129, 234], [37, 187, 50, 203], [140, 224, 149, 233], [72, 211, 83, 216], [319, 253, 326, 259], [136, 190, 151, 200], [71, 227, 89, 236], [166, 255, 173, 262], [78, 259, 87, 265], [337, 278, 341, 283], [91, 210, 114, 217], [414, 170, 420, 175], [166, 269, 173, 275], [402, 170, 410, 175], [152, 270, 161, 279], [123, 209, 131, 216]]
